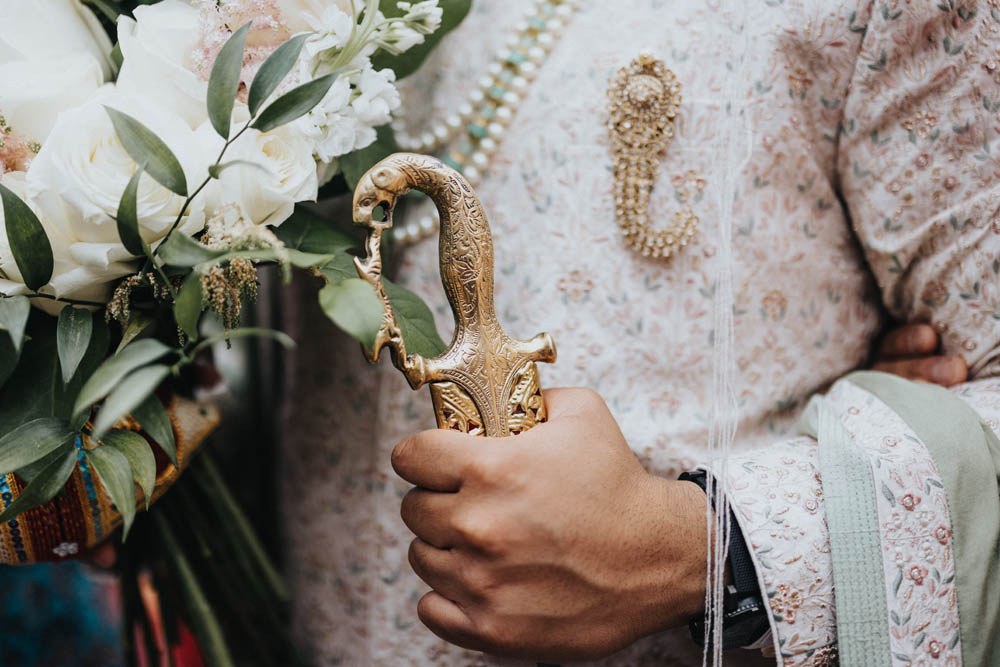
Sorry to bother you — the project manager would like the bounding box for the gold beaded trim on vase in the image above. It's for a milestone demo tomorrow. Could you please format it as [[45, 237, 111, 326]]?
[[607, 53, 698, 259]]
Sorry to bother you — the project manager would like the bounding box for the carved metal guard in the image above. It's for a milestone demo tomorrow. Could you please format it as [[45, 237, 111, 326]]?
[[352, 153, 557, 437]]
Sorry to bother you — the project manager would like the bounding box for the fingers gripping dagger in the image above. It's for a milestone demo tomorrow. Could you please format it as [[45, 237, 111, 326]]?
[[352, 152, 557, 438]]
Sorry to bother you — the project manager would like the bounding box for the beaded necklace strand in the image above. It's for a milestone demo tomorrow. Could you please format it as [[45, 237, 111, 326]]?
[[388, 0, 578, 244]]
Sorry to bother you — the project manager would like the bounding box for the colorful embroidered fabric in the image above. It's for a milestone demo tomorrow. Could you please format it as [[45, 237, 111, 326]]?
[[0, 396, 218, 564]]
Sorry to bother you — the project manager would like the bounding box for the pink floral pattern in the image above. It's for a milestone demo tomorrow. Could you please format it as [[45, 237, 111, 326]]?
[[279, 0, 1000, 665]]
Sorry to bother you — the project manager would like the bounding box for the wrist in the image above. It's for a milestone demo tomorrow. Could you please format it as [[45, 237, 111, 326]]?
[[633, 476, 712, 633]]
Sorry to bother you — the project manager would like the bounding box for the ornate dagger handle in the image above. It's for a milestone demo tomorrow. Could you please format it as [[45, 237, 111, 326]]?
[[352, 153, 557, 437]]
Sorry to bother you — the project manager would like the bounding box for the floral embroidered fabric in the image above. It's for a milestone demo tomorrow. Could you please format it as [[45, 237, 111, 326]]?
[[279, 1, 1000, 664], [717, 377, 1000, 666]]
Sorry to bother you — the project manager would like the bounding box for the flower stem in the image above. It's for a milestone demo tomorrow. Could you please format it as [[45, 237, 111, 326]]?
[[156, 120, 254, 254], [24, 292, 106, 308]]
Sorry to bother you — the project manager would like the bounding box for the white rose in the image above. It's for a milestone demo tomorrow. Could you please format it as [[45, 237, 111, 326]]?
[[26, 89, 207, 271], [0, 0, 112, 148], [115, 0, 207, 128], [198, 109, 318, 228], [0, 173, 132, 313], [0, 55, 105, 147], [275, 0, 352, 34], [0, 0, 115, 79]]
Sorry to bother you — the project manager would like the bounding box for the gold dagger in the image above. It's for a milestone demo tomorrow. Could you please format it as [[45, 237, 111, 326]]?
[[352, 152, 557, 437]]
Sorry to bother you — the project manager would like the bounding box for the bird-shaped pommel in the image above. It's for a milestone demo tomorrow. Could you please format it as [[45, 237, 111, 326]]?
[[352, 153, 556, 437]]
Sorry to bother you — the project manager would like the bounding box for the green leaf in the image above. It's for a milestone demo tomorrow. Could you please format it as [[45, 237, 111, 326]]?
[[116, 314, 156, 353], [15, 444, 71, 485], [207, 22, 251, 140], [0, 445, 77, 525], [73, 339, 173, 421], [0, 418, 76, 475], [101, 430, 156, 509], [272, 205, 357, 253], [191, 327, 295, 356], [92, 364, 171, 439], [174, 272, 203, 340], [372, 0, 472, 79], [317, 253, 361, 284], [316, 255, 446, 356], [157, 232, 225, 267], [0, 332, 16, 389], [0, 183, 53, 291], [110, 41, 123, 72], [57, 307, 94, 384], [251, 73, 335, 133], [131, 394, 176, 467], [249, 33, 308, 116], [105, 107, 188, 196], [87, 444, 137, 538], [86, 0, 122, 22], [116, 164, 148, 257], [318, 279, 384, 352], [340, 125, 400, 189], [0, 295, 30, 352], [384, 279, 447, 357]]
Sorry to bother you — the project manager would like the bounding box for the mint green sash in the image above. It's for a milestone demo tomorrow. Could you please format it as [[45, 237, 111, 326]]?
[[800, 371, 1000, 666]]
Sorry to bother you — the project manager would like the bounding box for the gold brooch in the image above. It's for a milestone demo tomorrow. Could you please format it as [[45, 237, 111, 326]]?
[[607, 53, 698, 258]]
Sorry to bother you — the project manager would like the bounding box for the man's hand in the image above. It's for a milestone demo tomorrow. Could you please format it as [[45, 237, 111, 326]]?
[[392, 388, 708, 662], [872, 323, 968, 385]]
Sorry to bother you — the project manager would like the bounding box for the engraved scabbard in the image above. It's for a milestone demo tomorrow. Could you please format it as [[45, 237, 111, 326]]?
[[352, 153, 557, 437]]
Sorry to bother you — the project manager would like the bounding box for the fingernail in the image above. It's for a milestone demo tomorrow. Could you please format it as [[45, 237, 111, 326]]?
[[931, 359, 962, 385]]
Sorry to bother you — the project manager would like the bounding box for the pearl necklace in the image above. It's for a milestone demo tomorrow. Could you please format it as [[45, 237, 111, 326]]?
[[388, 0, 578, 245]]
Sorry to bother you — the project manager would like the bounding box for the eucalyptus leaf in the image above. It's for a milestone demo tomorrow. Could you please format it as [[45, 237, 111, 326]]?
[[65, 314, 110, 431], [131, 393, 176, 467], [249, 33, 308, 116], [272, 205, 357, 253], [105, 107, 188, 196], [116, 314, 156, 353], [317, 256, 446, 356], [0, 295, 30, 352], [92, 364, 171, 440], [0, 333, 16, 389], [191, 327, 295, 356], [0, 445, 77, 525], [57, 307, 94, 384], [251, 73, 335, 133], [340, 125, 399, 189], [372, 0, 472, 79], [0, 418, 76, 476], [208, 23, 251, 140], [86, 0, 121, 22], [384, 279, 447, 357], [157, 232, 226, 267], [116, 164, 148, 257], [101, 429, 156, 510], [318, 279, 384, 353], [87, 444, 137, 538], [207, 247, 332, 268], [318, 253, 360, 284], [174, 272, 203, 340], [15, 444, 70, 486], [0, 183, 53, 291], [73, 339, 174, 421]]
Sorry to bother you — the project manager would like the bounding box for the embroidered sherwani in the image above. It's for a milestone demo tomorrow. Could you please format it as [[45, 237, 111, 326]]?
[[279, 0, 1000, 664]]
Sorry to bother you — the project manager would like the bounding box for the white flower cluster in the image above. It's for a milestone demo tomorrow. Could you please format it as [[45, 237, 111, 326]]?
[[0, 0, 440, 310]]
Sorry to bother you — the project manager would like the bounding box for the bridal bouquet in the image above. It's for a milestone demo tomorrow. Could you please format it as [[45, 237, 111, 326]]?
[[0, 0, 458, 662]]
